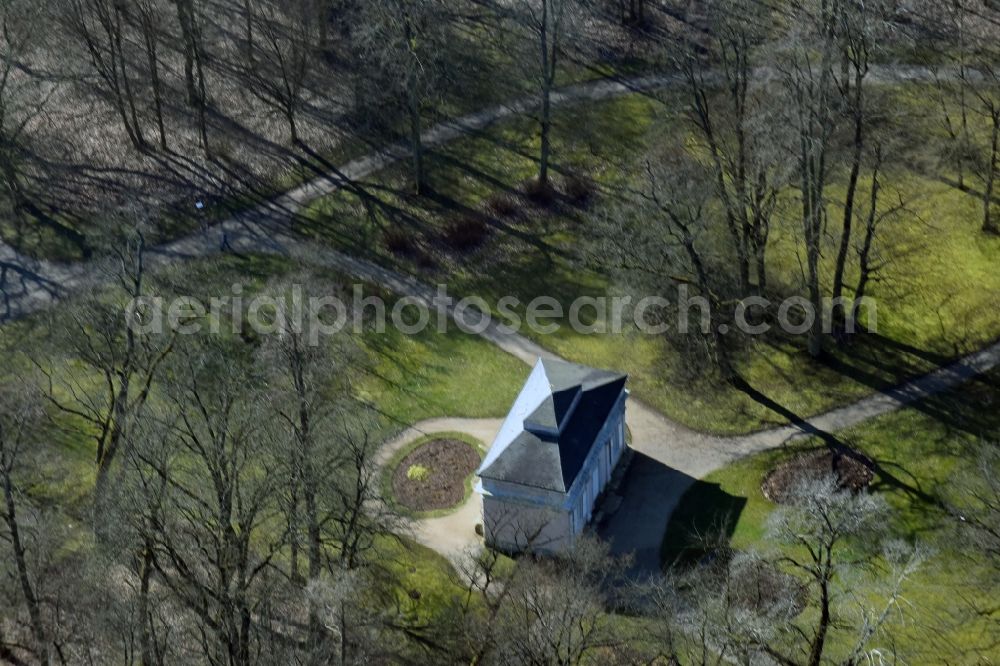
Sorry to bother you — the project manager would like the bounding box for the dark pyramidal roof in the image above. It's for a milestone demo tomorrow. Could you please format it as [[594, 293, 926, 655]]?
[[478, 358, 627, 493]]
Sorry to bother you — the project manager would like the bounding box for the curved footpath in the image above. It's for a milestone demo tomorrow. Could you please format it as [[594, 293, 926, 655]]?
[[2, 65, 998, 573]]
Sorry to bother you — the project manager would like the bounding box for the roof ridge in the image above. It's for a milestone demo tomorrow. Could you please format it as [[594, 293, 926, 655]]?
[[479, 359, 628, 493]]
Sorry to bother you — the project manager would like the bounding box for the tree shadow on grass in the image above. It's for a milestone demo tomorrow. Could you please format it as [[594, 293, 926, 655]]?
[[813, 335, 1000, 442], [893, 370, 1000, 441], [732, 375, 946, 509]]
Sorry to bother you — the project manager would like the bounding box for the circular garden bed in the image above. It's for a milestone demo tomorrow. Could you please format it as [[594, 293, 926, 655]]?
[[761, 448, 874, 504], [391, 437, 482, 514]]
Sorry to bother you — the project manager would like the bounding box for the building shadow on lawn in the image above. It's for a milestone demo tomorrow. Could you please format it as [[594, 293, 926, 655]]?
[[657, 478, 748, 570], [596, 452, 730, 579]]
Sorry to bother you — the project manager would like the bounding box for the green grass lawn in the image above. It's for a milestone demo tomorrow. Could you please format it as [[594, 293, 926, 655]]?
[[357, 320, 525, 428], [661, 369, 1000, 662]]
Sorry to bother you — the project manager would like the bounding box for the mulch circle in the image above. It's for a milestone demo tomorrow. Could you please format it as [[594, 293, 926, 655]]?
[[761, 448, 874, 504], [392, 438, 481, 513]]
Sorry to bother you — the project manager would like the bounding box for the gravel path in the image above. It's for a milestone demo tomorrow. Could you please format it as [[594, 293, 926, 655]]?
[[2, 65, 996, 572]]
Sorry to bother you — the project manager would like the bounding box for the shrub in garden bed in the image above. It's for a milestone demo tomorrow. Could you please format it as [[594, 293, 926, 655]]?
[[484, 191, 523, 218], [383, 227, 418, 256], [563, 173, 596, 206], [443, 215, 489, 251], [522, 177, 557, 206]]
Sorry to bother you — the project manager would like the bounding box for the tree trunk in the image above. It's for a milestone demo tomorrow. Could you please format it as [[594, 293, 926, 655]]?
[[173, 0, 199, 106], [195, 51, 209, 156], [538, 0, 552, 188], [539, 82, 551, 187], [685, 61, 752, 296], [754, 240, 767, 294], [172, 0, 208, 154], [138, 538, 156, 666], [109, 4, 143, 150], [402, 17, 425, 194], [93, 371, 130, 537], [339, 599, 348, 664], [288, 480, 301, 583], [408, 81, 424, 194], [806, 227, 824, 358], [832, 72, 865, 334], [679, 226, 734, 380], [140, 10, 168, 150], [305, 471, 324, 651], [802, 152, 825, 358], [117, 37, 145, 150], [1, 466, 48, 665], [853, 173, 880, 324], [808, 571, 833, 666], [983, 109, 999, 234], [287, 106, 299, 145]]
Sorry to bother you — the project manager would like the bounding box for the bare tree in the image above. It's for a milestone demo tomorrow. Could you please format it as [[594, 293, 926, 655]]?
[[171, 0, 209, 153], [595, 147, 738, 379], [922, 0, 1000, 234], [926, 0, 976, 192], [0, 373, 49, 665], [113, 405, 176, 666], [951, 443, 1000, 565], [34, 228, 174, 535], [647, 549, 806, 665], [776, 0, 843, 357], [850, 145, 909, 327], [241, 0, 317, 144], [505, 0, 583, 189], [947, 441, 1000, 637], [967, 65, 1000, 234], [829, 0, 895, 333], [327, 413, 398, 572], [144, 337, 283, 666], [762, 475, 895, 666], [258, 279, 344, 584], [649, 475, 924, 665], [136, 0, 168, 150], [257, 277, 368, 655], [463, 537, 629, 665], [63, 0, 147, 150], [305, 565, 390, 664], [0, 0, 88, 252], [354, 0, 452, 193], [677, 0, 788, 297]]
